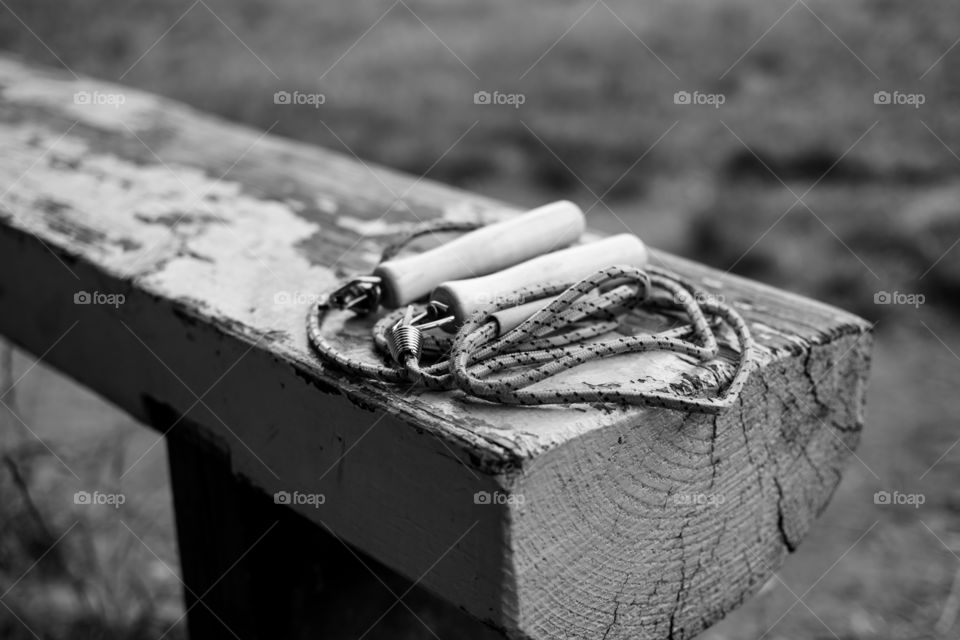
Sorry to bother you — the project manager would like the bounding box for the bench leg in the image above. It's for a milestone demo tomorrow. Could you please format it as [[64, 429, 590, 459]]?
[[161, 410, 502, 640]]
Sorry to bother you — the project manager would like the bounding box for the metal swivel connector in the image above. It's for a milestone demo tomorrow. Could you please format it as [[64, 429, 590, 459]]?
[[387, 305, 456, 366], [388, 306, 425, 365], [389, 322, 423, 365], [329, 276, 383, 315]]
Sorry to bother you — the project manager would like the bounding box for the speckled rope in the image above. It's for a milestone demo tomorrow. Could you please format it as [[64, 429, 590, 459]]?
[[307, 261, 757, 414], [446, 265, 756, 413]]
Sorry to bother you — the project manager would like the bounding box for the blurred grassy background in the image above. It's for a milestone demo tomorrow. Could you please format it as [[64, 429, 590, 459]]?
[[2, 0, 960, 637]]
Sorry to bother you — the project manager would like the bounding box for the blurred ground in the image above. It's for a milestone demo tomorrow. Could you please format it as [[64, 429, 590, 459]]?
[[2, 0, 960, 637]]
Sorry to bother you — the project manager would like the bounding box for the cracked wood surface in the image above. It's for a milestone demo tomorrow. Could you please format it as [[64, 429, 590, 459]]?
[[0, 56, 872, 639]]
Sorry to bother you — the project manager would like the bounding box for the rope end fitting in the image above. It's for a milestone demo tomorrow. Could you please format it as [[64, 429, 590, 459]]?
[[329, 276, 382, 315], [388, 304, 457, 369], [389, 307, 425, 364]]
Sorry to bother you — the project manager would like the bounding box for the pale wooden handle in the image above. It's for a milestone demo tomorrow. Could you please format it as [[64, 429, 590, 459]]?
[[431, 233, 648, 329], [489, 295, 558, 335], [373, 201, 585, 308]]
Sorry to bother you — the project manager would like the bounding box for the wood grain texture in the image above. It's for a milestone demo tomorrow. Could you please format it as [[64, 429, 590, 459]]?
[[0, 56, 872, 639]]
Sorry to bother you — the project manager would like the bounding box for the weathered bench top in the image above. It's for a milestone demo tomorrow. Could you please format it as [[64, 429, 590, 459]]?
[[0, 56, 871, 639]]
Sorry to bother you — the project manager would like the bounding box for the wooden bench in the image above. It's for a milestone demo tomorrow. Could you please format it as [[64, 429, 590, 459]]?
[[0, 56, 872, 640]]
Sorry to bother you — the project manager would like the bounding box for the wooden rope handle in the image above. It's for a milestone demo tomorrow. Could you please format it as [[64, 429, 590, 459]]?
[[431, 234, 649, 331], [373, 201, 585, 308]]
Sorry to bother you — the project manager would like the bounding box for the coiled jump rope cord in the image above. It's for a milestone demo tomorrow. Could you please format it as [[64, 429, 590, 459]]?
[[307, 231, 757, 414]]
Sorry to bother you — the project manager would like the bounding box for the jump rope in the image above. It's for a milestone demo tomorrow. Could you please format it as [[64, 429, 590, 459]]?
[[307, 202, 756, 414]]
